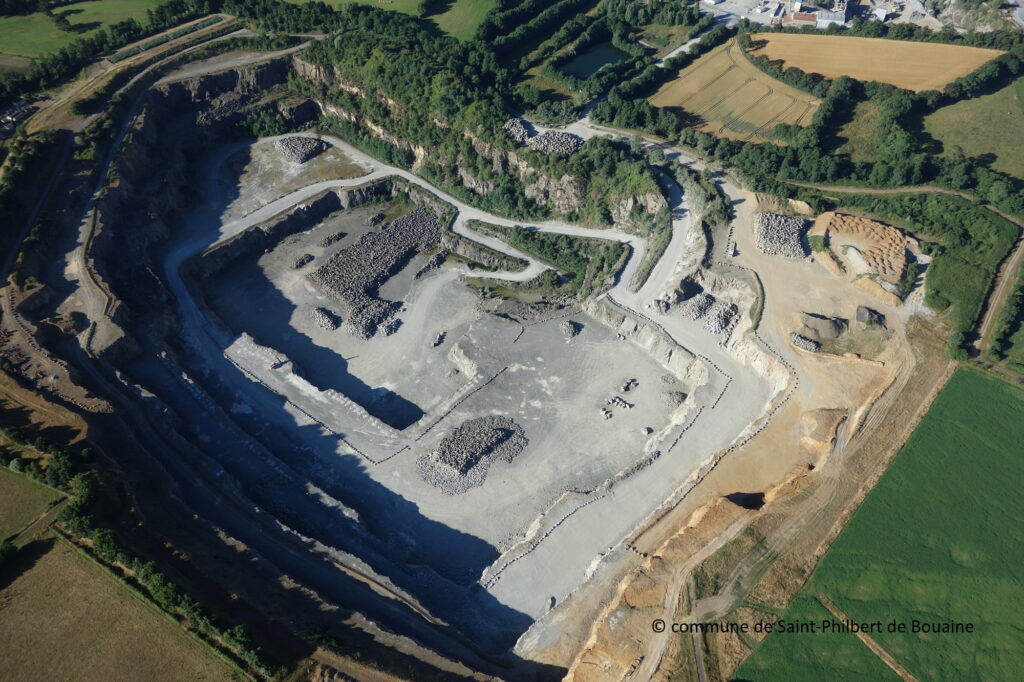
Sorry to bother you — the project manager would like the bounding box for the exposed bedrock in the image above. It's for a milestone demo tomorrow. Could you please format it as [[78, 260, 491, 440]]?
[[583, 298, 708, 387]]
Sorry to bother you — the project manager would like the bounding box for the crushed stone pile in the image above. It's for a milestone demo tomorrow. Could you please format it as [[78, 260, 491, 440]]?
[[680, 292, 714, 320], [310, 207, 440, 339], [856, 305, 887, 328], [318, 231, 346, 248], [754, 212, 808, 258], [294, 253, 314, 269], [791, 333, 821, 352], [800, 312, 848, 340], [527, 131, 583, 155], [311, 307, 341, 331], [503, 118, 529, 143], [560, 319, 582, 338], [704, 301, 737, 335], [418, 416, 528, 494], [663, 390, 688, 408], [277, 136, 330, 164]]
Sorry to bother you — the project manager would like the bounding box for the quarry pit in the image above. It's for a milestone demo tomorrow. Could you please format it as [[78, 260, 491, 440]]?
[[3, 53, 920, 678]]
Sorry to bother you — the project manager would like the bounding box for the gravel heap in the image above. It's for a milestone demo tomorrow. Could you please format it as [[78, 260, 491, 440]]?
[[311, 307, 341, 331], [383, 319, 402, 336], [791, 333, 821, 352], [366, 213, 385, 226], [277, 136, 330, 164], [754, 213, 808, 258], [680, 292, 714, 320], [704, 301, 737, 335], [800, 312, 847, 340], [294, 253, 314, 269], [663, 390, 687, 408], [856, 305, 887, 328], [503, 118, 529, 143], [527, 130, 583, 155], [310, 208, 440, 339], [318, 231, 346, 248], [561, 319, 582, 338], [418, 416, 528, 494]]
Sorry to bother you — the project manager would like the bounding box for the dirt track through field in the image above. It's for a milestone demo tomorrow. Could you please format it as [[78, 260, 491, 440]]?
[[817, 595, 919, 682]]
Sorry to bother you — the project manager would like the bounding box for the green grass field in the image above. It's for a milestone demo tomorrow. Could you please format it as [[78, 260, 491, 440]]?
[[737, 369, 1024, 681], [924, 76, 1024, 179], [290, 0, 493, 40], [0, 0, 164, 58], [0, 468, 60, 539], [835, 100, 880, 162]]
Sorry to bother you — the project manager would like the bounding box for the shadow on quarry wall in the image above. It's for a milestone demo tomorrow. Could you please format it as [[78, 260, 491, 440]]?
[[206, 252, 425, 430]]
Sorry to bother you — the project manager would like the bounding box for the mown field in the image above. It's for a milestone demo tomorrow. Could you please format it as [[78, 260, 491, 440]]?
[[649, 39, 819, 143], [747, 33, 1003, 92], [924, 76, 1024, 179], [0, 468, 60, 539], [0, 536, 236, 681], [290, 0, 495, 40], [737, 369, 1024, 681], [0, 0, 164, 57]]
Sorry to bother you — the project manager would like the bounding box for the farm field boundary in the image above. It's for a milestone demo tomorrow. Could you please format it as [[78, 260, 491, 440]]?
[[736, 368, 1024, 680], [649, 39, 819, 143], [747, 33, 1003, 92]]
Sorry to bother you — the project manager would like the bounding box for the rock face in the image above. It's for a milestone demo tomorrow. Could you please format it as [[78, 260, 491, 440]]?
[[856, 305, 887, 328], [524, 173, 586, 214], [799, 313, 848, 341], [611, 192, 669, 231], [417, 416, 529, 494]]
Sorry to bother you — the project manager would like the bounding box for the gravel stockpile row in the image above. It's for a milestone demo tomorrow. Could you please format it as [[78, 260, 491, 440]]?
[[294, 253, 314, 269], [311, 307, 341, 331], [527, 130, 583, 155], [791, 333, 820, 352], [503, 118, 529, 143], [754, 212, 808, 258], [277, 136, 330, 164], [418, 416, 528, 494], [704, 301, 737, 335], [318, 231, 346, 248], [680, 292, 714, 320], [310, 208, 440, 339]]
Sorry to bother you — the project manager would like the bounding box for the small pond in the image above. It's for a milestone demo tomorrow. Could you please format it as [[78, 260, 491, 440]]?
[[557, 42, 630, 80]]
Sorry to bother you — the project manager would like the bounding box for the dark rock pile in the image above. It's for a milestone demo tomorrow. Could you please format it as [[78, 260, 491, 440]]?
[[799, 312, 848, 341], [311, 307, 341, 331], [310, 208, 440, 339], [527, 131, 583, 155], [754, 213, 808, 258], [418, 416, 529, 494], [294, 253, 314, 269], [277, 136, 330, 163], [503, 118, 529, 143], [318, 231, 346, 248], [856, 305, 886, 328], [560, 319, 582, 338]]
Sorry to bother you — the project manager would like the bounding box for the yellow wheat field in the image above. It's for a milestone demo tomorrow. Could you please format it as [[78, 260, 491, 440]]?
[[748, 33, 1003, 92], [649, 39, 820, 142]]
